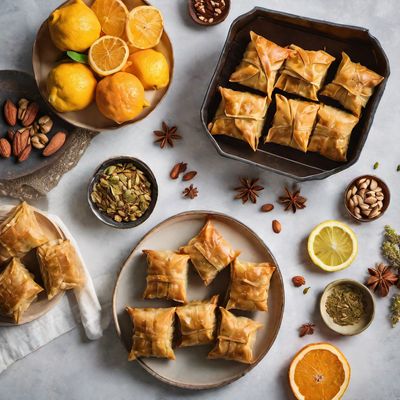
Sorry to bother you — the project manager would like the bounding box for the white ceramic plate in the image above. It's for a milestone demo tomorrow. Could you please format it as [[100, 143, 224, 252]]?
[[113, 210, 285, 389], [0, 205, 65, 326]]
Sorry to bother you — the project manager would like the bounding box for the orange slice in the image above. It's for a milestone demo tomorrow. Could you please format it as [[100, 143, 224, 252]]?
[[289, 343, 351, 400], [91, 0, 129, 37], [126, 6, 163, 49], [88, 35, 129, 76]]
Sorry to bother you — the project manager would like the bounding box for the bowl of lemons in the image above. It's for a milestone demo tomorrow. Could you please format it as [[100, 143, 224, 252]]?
[[33, 0, 174, 131]]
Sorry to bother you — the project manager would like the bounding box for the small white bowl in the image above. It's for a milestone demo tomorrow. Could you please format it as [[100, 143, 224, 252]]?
[[320, 279, 375, 336]]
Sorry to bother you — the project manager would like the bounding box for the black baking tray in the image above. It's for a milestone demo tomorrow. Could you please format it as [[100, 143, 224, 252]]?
[[200, 7, 390, 181]]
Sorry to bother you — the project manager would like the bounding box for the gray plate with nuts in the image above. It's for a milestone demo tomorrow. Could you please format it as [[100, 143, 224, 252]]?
[[0, 70, 73, 180]]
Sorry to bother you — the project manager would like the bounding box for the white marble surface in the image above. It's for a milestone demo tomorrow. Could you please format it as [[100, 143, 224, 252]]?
[[0, 0, 400, 399]]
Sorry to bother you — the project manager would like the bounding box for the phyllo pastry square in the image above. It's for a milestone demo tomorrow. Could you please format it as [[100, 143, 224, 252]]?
[[125, 307, 176, 360], [208, 87, 268, 151], [275, 44, 335, 101], [176, 295, 219, 347], [208, 308, 263, 364], [142, 250, 190, 303], [229, 31, 291, 99], [226, 259, 276, 312], [321, 52, 384, 117], [265, 94, 319, 152], [180, 220, 239, 286], [308, 104, 359, 162], [37, 239, 85, 300], [0, 258, 43, 323], [0, 202, 48, 263]]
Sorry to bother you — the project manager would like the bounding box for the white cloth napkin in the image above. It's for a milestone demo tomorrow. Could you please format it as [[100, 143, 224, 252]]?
[[0, 208, 103, 374]]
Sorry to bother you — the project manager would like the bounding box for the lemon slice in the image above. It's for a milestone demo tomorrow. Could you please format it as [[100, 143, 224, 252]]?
[[88, 35, 129, 76], [307, 220, 358, 272], [91, 0, 129, 37], [126, 6, 164, 49]]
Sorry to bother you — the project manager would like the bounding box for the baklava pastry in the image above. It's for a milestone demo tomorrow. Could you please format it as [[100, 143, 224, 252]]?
[[37, 239, 85, 300], [142, 250, 190, 303], [176, 295, 219, 347], [265, 94, 319, 152], [308, 104, 359, 162], [229, 31, 291, 99], [275, 44, 335, 101], [0, 258, 43, 323], [208, 87, 268, 151], [125, 306, 176, 360], [208, 308, 263, 364], [0, 202, 48, 262], [226, 259, 276, 312], [321, 52, 384, 117], [180, 220, 239, 286]]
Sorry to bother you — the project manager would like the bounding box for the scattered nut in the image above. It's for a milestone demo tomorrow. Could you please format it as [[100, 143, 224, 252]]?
[[0, 138, 11, 158], [42, 132, 66, 157], [21, 102, 39, 127], [38, 115, 53, 134], [31, 134, 49, 149], [272, 219, 281, 234], [182, 171, 197, 181], [292, 276, 305, 287], [17, 144, 32, 162], [17, 98, 29, 121], [7, 129, 15, 141], [12, 129, 30, 157], [170, 162, 187, 179], [261, 203, 274, 212], [4, 99, 17, 126]]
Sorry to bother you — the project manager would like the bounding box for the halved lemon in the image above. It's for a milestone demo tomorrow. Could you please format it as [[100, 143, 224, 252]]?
[[126, 6, 164, 49], [88, 35, 129, 76], [289, 342, 351, 400], [91, 0, 129, 37], [308, 220, 357, 272]]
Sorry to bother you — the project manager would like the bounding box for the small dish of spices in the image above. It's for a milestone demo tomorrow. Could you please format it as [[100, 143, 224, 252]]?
[[320, 279, 375, 336], [88, 156, 158, 229], [344, 175, 390, 222], [188, 0, 230, 26]]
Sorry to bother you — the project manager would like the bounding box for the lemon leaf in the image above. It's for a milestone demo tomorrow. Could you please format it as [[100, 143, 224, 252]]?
[[66, 51, 88, 64]]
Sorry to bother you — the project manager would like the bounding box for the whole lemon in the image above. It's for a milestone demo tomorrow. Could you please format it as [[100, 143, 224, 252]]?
[[47, 63, 97, 112], [124, 49, 170, 90], [96, 72, 149, 124], [48, 0, 101, 52]]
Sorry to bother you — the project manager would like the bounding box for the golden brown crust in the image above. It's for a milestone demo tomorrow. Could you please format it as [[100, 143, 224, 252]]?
[[0, 258, 43, 323], [126, 307, 176, 360], [226, 259, 276, 312]]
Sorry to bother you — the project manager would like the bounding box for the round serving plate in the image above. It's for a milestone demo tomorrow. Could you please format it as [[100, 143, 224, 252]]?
[[0, 205, 65, 326], [113, 210, 285, 390], [0, 70, 74, 181], [32, 0, 174, 131]]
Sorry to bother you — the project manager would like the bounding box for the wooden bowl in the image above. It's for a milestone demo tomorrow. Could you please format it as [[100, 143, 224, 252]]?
[[0, 205, 65, 326], [113, 211, 285, 389], [188, 0, 230, 26], [344, 175, 390, 222], [32, 0, 174, 132]]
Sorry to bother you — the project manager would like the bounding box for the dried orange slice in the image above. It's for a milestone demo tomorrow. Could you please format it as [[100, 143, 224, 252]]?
[[289, 342, 351, 400], [88, 35, 129, 76], [126, 6, 163, 49], [91, 0, 128, 37]]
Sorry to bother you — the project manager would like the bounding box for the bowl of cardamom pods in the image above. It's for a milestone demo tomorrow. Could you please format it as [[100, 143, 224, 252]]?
[[320, 279, 375, 336], [87, 156, 158, 229]]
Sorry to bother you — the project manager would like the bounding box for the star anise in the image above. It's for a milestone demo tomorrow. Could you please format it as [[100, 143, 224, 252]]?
[[366, 263, 398, 297], [234, 178, 264, 204], [279, 187, 307, 213], [154, 121, 181, 148], [299, 323, 315, 337], [183, 184, 198, 199]]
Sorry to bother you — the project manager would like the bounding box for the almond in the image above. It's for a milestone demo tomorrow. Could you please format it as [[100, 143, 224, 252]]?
[[7, 129, 15, 141], [12, 129, 30, 157], [43, 132, 66, 157], [261, 203, 274, 212], [182, 171, 197, 181], [21, 102, 39, 127], [0, 138, 11, 158], [170, 162, 187, 179], [18, 144, 32, 162], [4, 99, 17, 126], [272, 219, 281, 234]]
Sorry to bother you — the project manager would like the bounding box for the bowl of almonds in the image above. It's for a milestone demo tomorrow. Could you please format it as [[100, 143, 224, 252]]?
[[344, 175, 390, 222], [88, 156, 158, 229]]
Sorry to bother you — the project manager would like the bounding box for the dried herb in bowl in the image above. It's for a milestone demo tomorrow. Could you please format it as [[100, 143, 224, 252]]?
[[90, 163, 152, 223], [326, 284, 367, 326]]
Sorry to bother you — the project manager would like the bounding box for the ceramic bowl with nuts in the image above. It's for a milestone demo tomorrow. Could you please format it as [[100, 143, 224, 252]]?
[[188, 0, 230, 26], [344, 175, 390, 222]]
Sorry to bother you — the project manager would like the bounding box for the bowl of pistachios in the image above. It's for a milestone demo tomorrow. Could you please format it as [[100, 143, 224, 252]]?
[[87, 156, 158, 229]]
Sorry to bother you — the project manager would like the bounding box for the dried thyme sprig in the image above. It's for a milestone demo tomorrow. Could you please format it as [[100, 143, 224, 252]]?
[[390, 294, 400, 327], [382, 225, 400, 269]]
